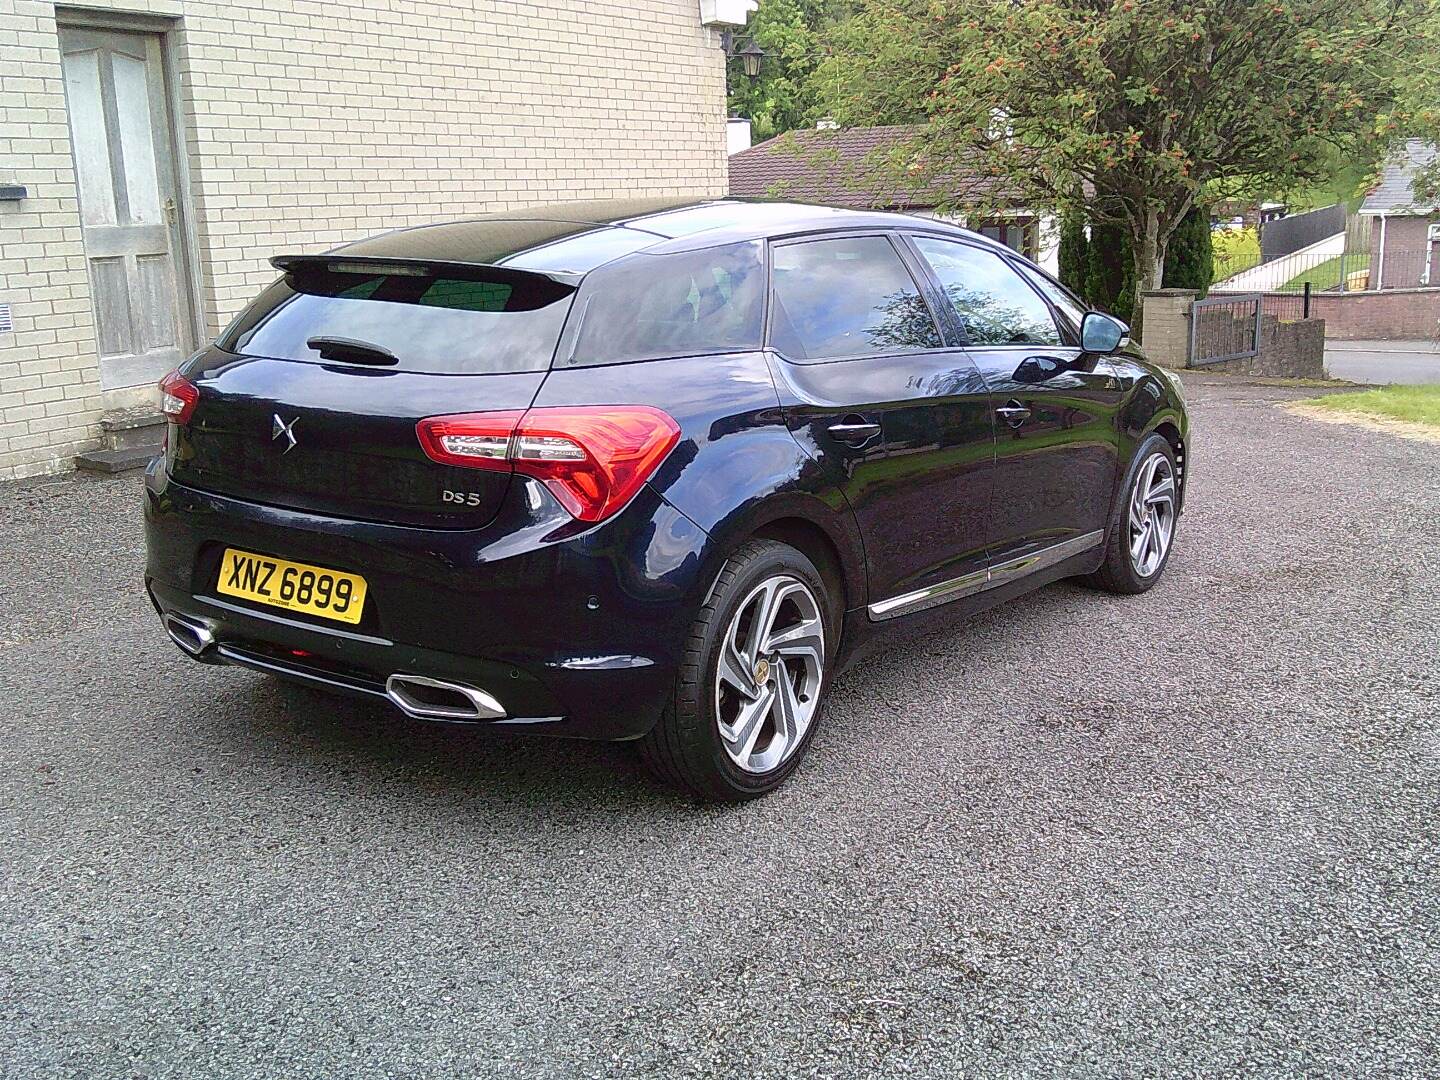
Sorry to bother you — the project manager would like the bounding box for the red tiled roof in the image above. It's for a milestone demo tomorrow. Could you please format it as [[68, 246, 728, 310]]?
[[727, 124, 1024, 209]]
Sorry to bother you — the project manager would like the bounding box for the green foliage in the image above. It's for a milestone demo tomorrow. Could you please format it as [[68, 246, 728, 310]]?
[[1163, 206, 1214, 293], [816, 0, 1435, 335], [1085, 222, 1135, 323], [1057, 209, 1088, 294], [726, 0, 857, 141], [1212, 227, 1261, 281]]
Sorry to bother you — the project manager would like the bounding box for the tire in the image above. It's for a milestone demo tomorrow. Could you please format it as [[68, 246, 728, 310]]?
[[1084, 432, 1181, 595], [638, 539, 836, 801]]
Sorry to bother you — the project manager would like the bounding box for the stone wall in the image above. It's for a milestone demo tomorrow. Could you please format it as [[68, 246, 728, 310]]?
[[1140, 289, 1327, 378], [1136, 289, 1196, 369], [1204, 316, 1326, 378]]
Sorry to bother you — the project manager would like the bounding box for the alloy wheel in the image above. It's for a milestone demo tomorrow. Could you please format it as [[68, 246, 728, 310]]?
[[1129, 452, 1177, 578], [714, 574, 826, 774]]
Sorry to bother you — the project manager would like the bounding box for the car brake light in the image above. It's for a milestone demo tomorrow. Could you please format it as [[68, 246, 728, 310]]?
[[416, 406, 681, 523], [159, 370, 199, 425]]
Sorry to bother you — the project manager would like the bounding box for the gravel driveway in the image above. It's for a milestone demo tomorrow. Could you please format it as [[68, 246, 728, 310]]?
[[2, 375, 1437, 1078]]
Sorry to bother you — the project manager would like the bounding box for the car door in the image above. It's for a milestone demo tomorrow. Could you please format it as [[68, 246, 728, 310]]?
[[905, 235, 1125, 564], [764, 232, 995, 610]]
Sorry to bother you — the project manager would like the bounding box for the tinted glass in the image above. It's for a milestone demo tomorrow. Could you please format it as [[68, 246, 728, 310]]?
[[219, 266, 574, 374], [568, 241, 765, 365], [769, 236, 941, 361], [1012, 259, 1087, 334], [912, 237, 1060, 347]]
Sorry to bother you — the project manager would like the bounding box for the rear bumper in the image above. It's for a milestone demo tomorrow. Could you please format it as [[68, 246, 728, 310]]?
[[143, 461, 713, 740]]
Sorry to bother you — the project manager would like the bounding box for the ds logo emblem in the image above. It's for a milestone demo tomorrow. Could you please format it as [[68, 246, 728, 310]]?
[[442, 490, 484, 507]]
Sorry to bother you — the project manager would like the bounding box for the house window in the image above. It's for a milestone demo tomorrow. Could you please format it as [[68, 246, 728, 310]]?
[[973, 219, 1036, 259]]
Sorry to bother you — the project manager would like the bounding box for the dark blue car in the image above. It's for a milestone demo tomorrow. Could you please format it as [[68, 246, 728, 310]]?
[[145, 199, 1189, 800]]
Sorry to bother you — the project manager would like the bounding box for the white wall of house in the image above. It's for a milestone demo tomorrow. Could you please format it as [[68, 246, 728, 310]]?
[[0, 0, 729, 479], [913, 209, 1061, 275]]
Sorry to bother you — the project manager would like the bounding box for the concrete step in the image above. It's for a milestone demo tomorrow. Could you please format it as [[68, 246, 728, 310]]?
[[75, 445, 159, 474], [101, 407, 166, 451]]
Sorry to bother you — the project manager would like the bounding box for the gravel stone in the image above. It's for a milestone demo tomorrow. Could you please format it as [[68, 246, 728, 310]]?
[[1, 375, 1436, 1078]]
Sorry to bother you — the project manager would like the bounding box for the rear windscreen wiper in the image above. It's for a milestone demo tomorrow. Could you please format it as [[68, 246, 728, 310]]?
[[306, 336, 399, 366]]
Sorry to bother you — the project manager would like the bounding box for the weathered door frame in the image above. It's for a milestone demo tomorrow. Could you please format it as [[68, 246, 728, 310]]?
[[55, 6, 205, 378]]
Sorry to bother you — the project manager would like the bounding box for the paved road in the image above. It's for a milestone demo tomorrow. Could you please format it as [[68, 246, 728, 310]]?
[[2, 377, 1437, 1078], [1325, 339, 1440, 384]]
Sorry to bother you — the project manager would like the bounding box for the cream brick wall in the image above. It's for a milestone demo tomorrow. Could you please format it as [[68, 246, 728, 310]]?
[[0, 0, 728, 478]]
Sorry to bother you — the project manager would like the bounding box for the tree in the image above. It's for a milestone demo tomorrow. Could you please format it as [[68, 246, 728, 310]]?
[[817, 0, 1432, 336], [1163, 206, 1214, 294], [1086, 221, 1134, 323], [1057, 209, 1088, 294], [726, 0, 857, 141]]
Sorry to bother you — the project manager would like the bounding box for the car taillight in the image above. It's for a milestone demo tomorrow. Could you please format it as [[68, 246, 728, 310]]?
[[417, 406, 681, 523], [159, 370, 199, 425], [415, 411, 523, 471]]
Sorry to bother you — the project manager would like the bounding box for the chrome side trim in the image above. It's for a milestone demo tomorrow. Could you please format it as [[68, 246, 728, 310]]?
[[867, 530, 1105, 621], [866, 566, 990, 619]]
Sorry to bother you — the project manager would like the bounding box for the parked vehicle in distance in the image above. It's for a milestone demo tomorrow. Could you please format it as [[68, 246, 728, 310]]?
[[145, 199, 1189, 800]]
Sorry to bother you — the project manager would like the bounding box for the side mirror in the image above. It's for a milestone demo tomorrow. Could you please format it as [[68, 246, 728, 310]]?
[[1080, 311, 1128, 353]]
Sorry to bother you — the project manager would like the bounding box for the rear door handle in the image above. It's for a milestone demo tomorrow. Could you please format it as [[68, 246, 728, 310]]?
[[996, 400, 1031, 428], [826, 419, 882, 444]]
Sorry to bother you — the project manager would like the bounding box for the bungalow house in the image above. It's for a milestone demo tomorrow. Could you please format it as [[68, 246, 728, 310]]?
[[728, 125, 1060, 274], [1359, 140, 1440, 289]]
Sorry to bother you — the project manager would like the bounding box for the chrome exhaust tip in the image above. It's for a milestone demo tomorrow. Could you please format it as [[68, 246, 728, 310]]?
[[163, 613, 216, 657], [385, 674, 506, 722]]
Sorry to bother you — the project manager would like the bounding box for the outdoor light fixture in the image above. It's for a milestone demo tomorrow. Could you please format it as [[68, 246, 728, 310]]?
[[720, 30, 765, 81], [737, 38, 764, 78]]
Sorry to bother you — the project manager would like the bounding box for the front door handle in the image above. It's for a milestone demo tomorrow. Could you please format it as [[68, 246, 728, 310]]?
[[996, 400, 1031, 428], [826, 418, 882, 445]]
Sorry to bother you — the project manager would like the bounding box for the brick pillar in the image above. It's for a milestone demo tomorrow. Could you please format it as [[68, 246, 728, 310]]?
[[1139, 289, 1199, 369]]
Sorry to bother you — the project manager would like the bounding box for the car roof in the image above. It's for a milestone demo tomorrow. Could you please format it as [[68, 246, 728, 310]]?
[[331, 199, 1002, 276]]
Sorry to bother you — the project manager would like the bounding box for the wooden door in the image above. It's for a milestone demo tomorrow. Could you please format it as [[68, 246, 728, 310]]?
[[59, 26, 193, 390]]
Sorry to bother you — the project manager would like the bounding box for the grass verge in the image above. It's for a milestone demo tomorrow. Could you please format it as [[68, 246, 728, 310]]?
[[1303, 385, 1440, 426], [1289, 385, 1440, 444]]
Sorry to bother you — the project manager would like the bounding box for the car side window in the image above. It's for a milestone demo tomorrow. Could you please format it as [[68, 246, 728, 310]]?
[[910, 236, 1061, 347], [769, 235, 942, 361], [1011, 259, 1088, 336]]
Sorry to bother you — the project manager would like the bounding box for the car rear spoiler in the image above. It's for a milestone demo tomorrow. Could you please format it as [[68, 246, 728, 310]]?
[[269, 254, 583, 289]]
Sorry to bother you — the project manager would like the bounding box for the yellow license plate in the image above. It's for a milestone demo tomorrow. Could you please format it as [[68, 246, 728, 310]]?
[[216, 547, 368, 625]]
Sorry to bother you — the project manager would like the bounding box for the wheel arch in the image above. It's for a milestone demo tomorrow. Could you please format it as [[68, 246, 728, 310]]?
[[697, 491, 867, 617], [1145, 414, 1187, 511], [751, 515, 850, 619]]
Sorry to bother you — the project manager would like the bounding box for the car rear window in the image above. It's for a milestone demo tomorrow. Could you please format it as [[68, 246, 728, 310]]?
[[218, 263, 575, 374], [565, 241, 765, 366]]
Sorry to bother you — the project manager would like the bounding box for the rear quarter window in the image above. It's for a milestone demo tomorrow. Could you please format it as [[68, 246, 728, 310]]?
[[565, 241, 765, 366], [218, 265, 575, 374]]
